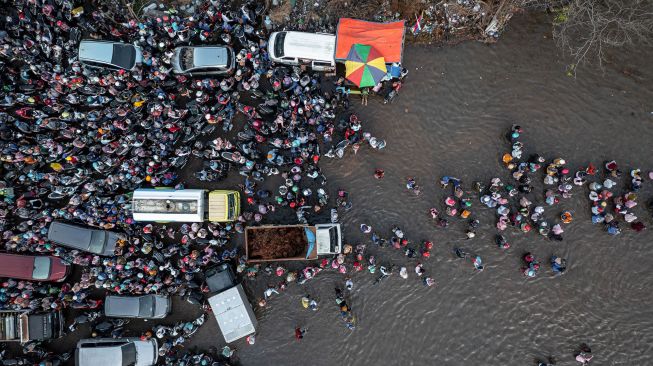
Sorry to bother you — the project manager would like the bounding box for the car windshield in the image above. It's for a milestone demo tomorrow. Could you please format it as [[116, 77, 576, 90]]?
[[32, 257, 51, 280], [181, 48, 194, 71], [89, 231, 106, 254], [227, 193, 235, 220], [111, 44, 136, 69], [139, 296, 155, 317], [120, 343, 137, 366], [224, 49, 232, 69], [274, 32, 286, 57], [328, 226, 339, 252]]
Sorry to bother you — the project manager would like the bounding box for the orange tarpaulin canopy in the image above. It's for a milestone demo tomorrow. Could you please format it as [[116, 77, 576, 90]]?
[[335, 18, 406, 63]]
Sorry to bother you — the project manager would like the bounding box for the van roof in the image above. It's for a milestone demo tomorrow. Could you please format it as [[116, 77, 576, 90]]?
[[281, 32, 335, 62], [76, 339, 154, 366], [78, 40, 113, 63], [47, 222, 92, 251], [105, 296, 140, 317], [78, 41, 138, 69], [77, 347, 123, 365], [0, 253, 35, 279]]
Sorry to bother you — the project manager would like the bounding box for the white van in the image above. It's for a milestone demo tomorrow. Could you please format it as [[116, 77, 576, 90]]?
[[75, 338, 157, 366], [268, 31, 336, 71]]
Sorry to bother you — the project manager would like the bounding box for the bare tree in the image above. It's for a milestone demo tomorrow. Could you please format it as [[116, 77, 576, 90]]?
[[550, 0, 653, 73]]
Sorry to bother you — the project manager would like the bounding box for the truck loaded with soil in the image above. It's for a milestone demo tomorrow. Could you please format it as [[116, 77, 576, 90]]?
[[246, 226, 311, 261], [245, 224, 343, 262]]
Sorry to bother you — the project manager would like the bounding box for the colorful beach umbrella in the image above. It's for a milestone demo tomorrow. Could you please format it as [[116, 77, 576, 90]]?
[[345, 44, 387, 88]]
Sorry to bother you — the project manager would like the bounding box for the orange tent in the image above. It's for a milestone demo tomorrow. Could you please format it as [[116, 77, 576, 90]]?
[[335, 18, 406, 63]]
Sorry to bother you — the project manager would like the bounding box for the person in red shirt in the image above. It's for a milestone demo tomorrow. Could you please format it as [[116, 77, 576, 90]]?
[[294, 327, 306, 341]]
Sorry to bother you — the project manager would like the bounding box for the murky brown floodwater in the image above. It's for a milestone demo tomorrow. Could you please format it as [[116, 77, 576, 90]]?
[[191, 12, 653, 366]]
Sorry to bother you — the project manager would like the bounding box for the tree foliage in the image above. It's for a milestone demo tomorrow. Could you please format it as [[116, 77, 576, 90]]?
[[556, 0, 653, 71]]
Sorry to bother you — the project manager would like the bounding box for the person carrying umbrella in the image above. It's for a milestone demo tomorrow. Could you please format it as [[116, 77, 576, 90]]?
[[345, 44, 387, 105]]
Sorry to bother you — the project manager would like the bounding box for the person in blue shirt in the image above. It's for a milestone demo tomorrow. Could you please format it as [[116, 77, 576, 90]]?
[[551, 255, 567, 274]]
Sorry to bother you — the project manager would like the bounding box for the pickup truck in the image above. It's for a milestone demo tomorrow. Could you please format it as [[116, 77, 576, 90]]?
[[244, 223, 342, 263], [0, 310, 64, 343]]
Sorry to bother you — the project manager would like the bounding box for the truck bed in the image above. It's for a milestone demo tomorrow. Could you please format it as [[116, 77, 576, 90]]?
[[245, 225, 317, 262], [0, 311, 28, 342], [1, 311, 63, 343]]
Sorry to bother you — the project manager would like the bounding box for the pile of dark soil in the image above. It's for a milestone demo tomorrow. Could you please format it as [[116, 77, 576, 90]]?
[[247, 227, 307, 259]]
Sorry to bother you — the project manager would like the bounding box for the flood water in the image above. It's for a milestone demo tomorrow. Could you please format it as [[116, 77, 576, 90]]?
[[207, 12, 653, 366]]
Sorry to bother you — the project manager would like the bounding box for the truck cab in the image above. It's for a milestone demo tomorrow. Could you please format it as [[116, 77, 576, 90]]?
[[208, 190, 241, 222], [315, 223, 342, 255]]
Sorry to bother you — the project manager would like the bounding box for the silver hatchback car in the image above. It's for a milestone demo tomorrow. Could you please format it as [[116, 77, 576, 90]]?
[[104, 294, 171, 319], [78, 40, 143, 71], [172, 46, 235, 75]]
